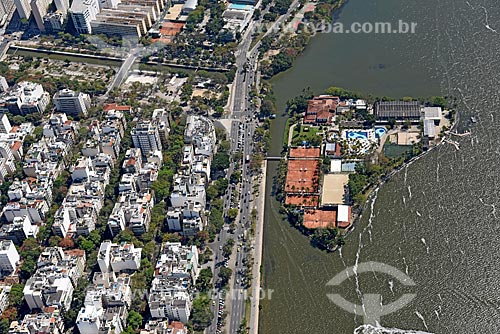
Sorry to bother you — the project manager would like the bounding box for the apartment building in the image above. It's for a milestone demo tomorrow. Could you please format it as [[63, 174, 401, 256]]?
[[53, 89, 91, 117], [13, 0, 31, 19], [132, 121, 162, 156], [0, 82, 50, 115], [148, 243, 199, 323], [97, 241, 142, 273], [0, 240, 19, 277], [9, 307, 65, 334], [31, 0, 51, 31], [23, 248, 86, 311], [70, 0, 99, 34]]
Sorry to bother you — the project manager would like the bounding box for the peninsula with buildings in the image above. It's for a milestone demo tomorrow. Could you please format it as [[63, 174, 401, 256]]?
[[277, 91, 454, 250]]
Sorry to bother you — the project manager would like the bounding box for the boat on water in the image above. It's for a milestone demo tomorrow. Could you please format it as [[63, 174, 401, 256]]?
[[470, 116, 477, 123]]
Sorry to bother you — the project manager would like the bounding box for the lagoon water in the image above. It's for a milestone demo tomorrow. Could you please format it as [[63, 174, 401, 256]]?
[[259, 0, 500, 333]]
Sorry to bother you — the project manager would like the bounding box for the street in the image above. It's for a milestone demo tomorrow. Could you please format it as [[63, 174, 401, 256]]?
[[207, 0, 304, 332]]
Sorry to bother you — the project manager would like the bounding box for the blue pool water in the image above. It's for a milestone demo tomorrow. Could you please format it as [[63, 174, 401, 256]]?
[[229, 3, 252, 10], [346, 131, 368, 139], [375, 127, 387, 138]]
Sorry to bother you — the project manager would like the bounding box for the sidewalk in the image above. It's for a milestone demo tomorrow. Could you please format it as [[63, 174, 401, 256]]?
[[249, 161, 266, 334]]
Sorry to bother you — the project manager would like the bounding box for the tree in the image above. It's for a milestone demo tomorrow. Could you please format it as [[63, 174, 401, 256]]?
[[127, 310, 143, 329], [230, 171, 241, 184], [310, 227, 342, 251], [8, 284, 24, 308], [190, 293, 213, 331], [211, 152, 230, 178], [227, 208, 238, 221], [77, 237, 95, 252], [0, 307, 17, 323], [218, 267, 232, 287], [19, 238, 41, 280], [196, 268, 213, 292], [222, 238, 235, 258], [48, 236, 62, 247], [261, 99, 276, 117], [206, 185, 219, 201], [59, 237, 75, 249]]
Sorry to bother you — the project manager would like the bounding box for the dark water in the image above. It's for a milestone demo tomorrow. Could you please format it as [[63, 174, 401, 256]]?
[[260, 0, 500, 333]]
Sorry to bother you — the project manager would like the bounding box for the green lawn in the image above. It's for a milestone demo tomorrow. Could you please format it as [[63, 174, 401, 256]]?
[[383, 143, 413, 158], [291, 124, 322, 146]]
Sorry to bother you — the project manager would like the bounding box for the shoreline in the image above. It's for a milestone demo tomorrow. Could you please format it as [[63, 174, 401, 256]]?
[[272, 102, 458, 252], [347, 111, 460, 236]]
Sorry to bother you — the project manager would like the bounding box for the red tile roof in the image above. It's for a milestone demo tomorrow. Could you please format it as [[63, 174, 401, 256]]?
[[11, 141, 22, 151], [289, 147, 321, 159], [303, 209, 337, 229], [285, 194, 319, 207], [104, 103, 131, 112], [303, 96, 339, 124], [285, 160, 320, 193]]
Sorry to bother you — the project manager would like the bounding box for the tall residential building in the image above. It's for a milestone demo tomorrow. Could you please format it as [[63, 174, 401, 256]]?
[[0, 76, 8, 92], [13, 0, 31, 18], [70, 0, 100, 34], [0, 1, 15, 25], [99, 0, 121, 9], [53, 89, 91, 117], [31, 0, 51, 31], [0, 113, 11, 134], [0, 81, 50, 115], [54, 0, 69, 13], [43, 11, 65, 32], [131, 121, 162, 156], [0, 240, 19, 277]]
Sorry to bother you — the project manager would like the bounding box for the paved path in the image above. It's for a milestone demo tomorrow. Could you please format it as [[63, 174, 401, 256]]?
[[249, 161, 266, 334]]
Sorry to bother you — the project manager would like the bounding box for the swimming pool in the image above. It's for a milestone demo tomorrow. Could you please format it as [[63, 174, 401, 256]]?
[[375, 127, 387, 138], [229, 3, 252, 10], [346, 131, 368, 140]]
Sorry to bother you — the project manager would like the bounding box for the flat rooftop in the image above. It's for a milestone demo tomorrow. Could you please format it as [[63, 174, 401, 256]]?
[[321, 174, 349, 205], [165, 5, 184, 20]]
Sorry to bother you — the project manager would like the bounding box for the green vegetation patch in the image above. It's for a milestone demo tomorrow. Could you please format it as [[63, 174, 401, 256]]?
[[383, 143, 414, 158]]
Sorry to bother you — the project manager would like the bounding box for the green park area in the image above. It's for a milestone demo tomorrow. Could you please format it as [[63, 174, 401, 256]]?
[[291, 124, 322, 146]]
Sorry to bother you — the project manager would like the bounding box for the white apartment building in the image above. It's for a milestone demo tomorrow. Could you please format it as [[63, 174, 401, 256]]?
[[31, 0, 51, 31], [13, 0, 31, 18], [54, 0, 69, 13], [99, 0, 121, 9], [0, 113, 12, 134], [148, 243, 199, 323], [23, 275, 74, 310], [0, 285, 11, 315], [0, 81, 50, 115], [97, 241, 142, 273], [53, 89, 91, 117], [131, 121, 162, 156], [0, 77, 8, 93], [70, 0, 100, 34], [0, 240, 19, 277], [9, 308, 65, 334], [23, 247, 86, 311]]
